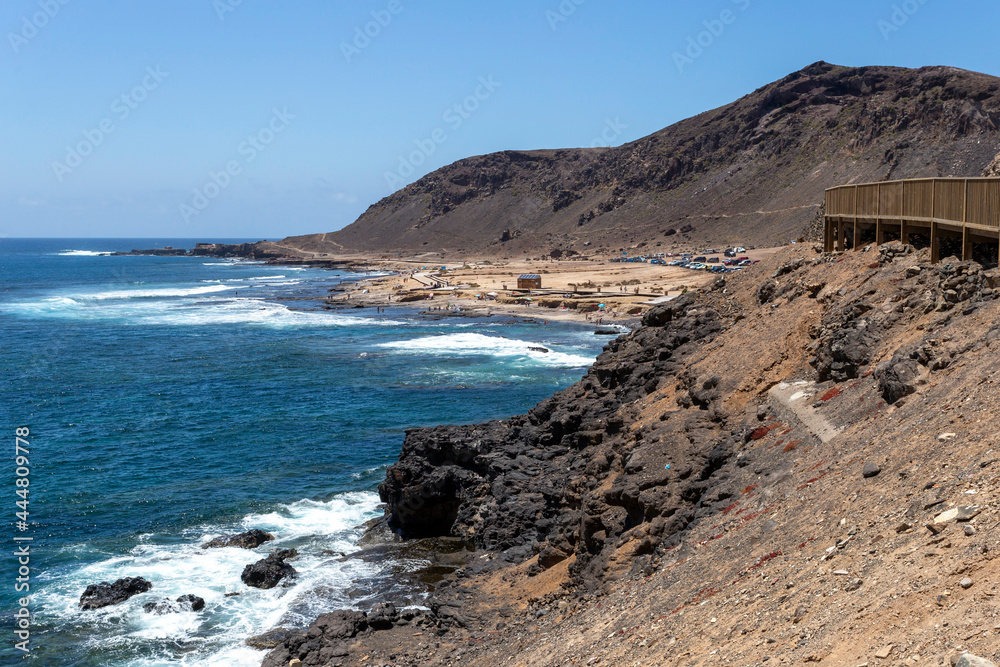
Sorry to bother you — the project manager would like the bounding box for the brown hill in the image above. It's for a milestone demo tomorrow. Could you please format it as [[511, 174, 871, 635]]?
[[282, 62, 1000, 258]]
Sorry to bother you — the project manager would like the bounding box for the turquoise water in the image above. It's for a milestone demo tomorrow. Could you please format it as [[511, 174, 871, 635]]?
[[0, 239, 608, 666]]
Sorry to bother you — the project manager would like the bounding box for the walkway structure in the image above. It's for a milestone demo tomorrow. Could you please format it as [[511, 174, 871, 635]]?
[[824, 178, 1000, 261]]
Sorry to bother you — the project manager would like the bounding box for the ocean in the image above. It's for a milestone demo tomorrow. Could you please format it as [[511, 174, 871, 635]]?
[[0, 239, 609, 666]]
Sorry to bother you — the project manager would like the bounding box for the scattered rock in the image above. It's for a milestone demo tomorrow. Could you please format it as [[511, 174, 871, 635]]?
[[875, 645, 894, 659], [862, 462, 882, 478], [956, 506, 982, 521], [201, 529, 275, 550], [79, 577, 153, 610], [935, 506, 981, 524], [955, 653, 997, 667], [241, 549, 297, 589], [844, 579, 863, 592], [938, 433, 958, 442], [959, 577, 974, 589], [964, 525, 976, 537]]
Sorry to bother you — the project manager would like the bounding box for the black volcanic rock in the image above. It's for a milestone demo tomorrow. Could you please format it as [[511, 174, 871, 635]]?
[[79, 577, 153, 610], [201, 528, 275, 550], [142, 594, 205, 615], [378, 296, 739, 589], [241, 549, 297, 589]]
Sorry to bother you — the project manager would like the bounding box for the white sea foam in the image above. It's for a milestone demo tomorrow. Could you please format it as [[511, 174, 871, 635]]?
[[76, 284, 237, 300], [378, 332, 595, 367], [37, 492, 385, 667], [2, 293, 400, 328], [57, 249, 113, 256]]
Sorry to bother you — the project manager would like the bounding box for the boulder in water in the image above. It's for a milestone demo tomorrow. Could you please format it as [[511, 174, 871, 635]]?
[[242, 549, 298, 589], [201, 528, 275, 549], [79, 577, 153, 610]]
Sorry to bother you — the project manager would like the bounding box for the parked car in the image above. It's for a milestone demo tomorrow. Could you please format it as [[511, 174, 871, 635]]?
[[724, 249, 736, 257], [738, 260, 753, 266], [734, 247, 747, 253], [693, 256, 707, 263], [707, 257, 719, 263]]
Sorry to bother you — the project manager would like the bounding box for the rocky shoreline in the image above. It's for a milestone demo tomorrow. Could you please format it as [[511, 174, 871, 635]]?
[[257, 242, 1000, 666], [95, 241, 1000, 666]]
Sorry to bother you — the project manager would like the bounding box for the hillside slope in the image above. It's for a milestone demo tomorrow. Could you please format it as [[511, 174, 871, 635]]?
[[263, 243, 1000, 666], [285, 62, 1000, 257]]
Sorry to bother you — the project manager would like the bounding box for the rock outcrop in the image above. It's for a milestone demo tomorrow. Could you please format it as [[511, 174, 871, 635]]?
[[379, 296, 738, 589], [241, 549, 297, 589], [202, 528, 275, 550], [79, 577, 153, 610]]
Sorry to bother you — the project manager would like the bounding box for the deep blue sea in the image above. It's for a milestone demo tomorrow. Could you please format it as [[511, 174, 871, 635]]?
[[0, 239, 608, 666]]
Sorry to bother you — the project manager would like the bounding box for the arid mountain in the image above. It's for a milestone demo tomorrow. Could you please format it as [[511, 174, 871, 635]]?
[[282, 61, 1000, 258]]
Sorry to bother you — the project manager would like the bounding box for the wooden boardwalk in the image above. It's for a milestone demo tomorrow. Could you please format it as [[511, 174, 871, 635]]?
[[824, 178, 1000, 262]]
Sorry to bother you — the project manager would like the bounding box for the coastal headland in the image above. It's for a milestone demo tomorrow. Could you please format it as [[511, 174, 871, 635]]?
[[255, 241, 1000, 666]]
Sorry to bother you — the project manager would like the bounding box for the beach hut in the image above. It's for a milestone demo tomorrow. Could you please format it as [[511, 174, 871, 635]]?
[[517, 274, 542, 289]]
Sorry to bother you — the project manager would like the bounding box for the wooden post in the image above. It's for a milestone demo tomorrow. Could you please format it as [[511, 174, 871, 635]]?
[[962, 179, 971, 260], [852, 184, 860, 250], [875, 182, 883, 244], [838, 219, 845, 252], [930, 221, 940, 263]]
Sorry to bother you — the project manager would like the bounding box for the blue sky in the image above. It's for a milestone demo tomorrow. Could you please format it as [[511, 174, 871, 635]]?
[[2, 0, 998, 239]]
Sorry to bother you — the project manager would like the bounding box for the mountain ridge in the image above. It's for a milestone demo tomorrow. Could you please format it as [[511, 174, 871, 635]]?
[[280, 61, 1000, 258]]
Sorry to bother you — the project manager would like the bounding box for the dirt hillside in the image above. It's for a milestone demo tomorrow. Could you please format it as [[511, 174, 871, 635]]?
[[283, 62, 1000, 258]]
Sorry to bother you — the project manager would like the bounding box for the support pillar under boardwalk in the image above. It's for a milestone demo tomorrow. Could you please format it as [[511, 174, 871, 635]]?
[[962, 227, 972, 261], [930, 221, 940, 263]]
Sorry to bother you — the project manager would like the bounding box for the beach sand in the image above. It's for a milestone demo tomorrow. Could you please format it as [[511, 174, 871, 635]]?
[[317, 248, 786, 326]]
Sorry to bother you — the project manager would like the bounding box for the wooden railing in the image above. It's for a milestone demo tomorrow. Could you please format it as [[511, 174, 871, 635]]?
[[824, 178, 1000, 261]]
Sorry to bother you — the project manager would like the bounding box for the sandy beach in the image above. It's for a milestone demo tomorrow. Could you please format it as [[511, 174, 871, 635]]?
[[316, 248, 787, 326]]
